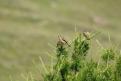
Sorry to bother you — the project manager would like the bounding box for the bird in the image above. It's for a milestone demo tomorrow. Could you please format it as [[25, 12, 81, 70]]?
[[83, 32, 91, 40], [57, 34, 70, 47], [83, 31, 100, 40]]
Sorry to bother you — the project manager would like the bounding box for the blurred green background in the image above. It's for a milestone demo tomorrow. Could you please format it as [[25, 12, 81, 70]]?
[[0, 0, 121, 81]]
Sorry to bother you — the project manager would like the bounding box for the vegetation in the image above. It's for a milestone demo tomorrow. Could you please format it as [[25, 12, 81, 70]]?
[[0, 0, 121, 81], [43, 32, 121, 81]]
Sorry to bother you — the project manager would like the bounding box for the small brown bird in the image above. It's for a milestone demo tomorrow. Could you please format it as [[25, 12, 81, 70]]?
[[83, 32, 91, 40], [57, 34, 70, 47], [83, 32, 100, 40]]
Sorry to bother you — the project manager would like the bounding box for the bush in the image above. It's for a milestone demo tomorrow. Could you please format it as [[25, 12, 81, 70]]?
[[44, 32, 121, 81]]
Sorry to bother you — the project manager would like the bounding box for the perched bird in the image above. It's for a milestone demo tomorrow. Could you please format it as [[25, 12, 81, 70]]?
[[83, 32, 100, 40], [83, 32, 91, 40], [57, 34, 70, 47]]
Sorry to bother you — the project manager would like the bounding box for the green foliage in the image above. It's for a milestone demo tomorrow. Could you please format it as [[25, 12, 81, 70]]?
[[115, 55, 121, 81], [101, 48, 115, 63], [44, 33, 121, 81]]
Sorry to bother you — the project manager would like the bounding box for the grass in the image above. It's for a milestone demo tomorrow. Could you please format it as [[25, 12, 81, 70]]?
[[0, 0, 121, 81]]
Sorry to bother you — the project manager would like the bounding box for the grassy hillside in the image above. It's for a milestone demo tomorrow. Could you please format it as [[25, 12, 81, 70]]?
[[0, 0, 121, 81]]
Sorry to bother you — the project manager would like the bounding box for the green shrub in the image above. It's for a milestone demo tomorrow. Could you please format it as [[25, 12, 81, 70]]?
[[43, 32, 121, 81]]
